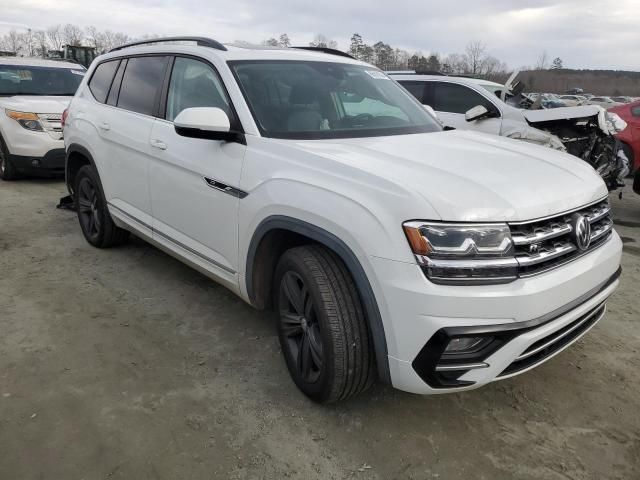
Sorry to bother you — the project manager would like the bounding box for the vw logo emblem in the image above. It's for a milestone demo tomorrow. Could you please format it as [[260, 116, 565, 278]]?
[[571, 214, 591, 251]]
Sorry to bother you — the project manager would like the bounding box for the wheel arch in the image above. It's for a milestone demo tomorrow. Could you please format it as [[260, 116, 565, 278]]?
[[65, 143, 97, 195], [246, 215, 391, 383]]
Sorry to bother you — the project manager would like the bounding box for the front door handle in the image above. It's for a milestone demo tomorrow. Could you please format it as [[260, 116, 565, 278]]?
[[150, 139, 167, 150], [98, 122, 110, 131]]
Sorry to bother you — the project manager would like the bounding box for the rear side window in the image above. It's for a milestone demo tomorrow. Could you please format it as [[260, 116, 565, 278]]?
[[165, 57, 231, 121], [106, 59, 127, 106], [117, 56, 168, 116], [631, 106, 640, 117], [432, 82, 496, 115], [398, 81, 427, 103], [88, 60, 119, 103]]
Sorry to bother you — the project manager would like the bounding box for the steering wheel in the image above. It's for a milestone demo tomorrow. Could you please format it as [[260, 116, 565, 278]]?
[[351, 113, 374, 123], [346, 113, 375, 127]]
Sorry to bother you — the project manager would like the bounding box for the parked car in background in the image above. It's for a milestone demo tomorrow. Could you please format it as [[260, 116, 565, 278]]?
[[63, 38, 622, 403], [608, 100, 640, 176], [541, 94, 568, 108], [559, 95, 585, 106], [392, 73, 628, 190], [610, 96, 634, 104], [0, 57, 85, 180], [587, 96, 623, 108]]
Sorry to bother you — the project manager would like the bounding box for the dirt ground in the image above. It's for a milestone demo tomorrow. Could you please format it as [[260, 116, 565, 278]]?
[[0, 179, 639, 480]]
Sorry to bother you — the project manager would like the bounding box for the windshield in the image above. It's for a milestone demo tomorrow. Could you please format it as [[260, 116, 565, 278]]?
[[229, 60, 441, 139], [0, 64, 85, 96]]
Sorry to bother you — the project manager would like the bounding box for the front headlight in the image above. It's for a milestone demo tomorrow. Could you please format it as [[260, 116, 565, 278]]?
[[403, 221, 518, 285], [5, 109, 44, 132]]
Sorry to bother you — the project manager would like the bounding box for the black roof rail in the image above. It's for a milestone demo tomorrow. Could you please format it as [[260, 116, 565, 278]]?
[[414, 70, 447, 76], [109, 36, 227, 53], [292, 46, 355, 59]]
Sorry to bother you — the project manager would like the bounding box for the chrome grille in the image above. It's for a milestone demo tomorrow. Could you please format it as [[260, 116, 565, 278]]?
[[37, 113, 63, 140], [509, 199, 613, 276]]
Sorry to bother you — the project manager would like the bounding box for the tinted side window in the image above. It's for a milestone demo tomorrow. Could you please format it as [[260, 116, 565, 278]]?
[[398, 81, 426, 103], [117, 56, 168, 116], [106, 59, 127, 106], [88, 60, 119, 103], [165, 57, 231, 121], [432, 82, 496, 114], [631, 106, 640, 117]]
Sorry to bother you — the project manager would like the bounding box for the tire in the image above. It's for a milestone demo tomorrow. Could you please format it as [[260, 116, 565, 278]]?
[[74, 165, 129, 248], [274, 245, 376, 403], [620, 142, 635, 177], [634, 170, 640, 195], [0, 134, 18, 181]]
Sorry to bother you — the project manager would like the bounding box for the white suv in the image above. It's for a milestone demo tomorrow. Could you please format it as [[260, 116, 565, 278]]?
[[0, 57, 85, 180], [63, 37, 622, 403]]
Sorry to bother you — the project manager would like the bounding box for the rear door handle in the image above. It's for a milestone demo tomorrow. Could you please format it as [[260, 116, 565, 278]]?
[[98, 122, 110, 131], [150, 139, 167, 150]]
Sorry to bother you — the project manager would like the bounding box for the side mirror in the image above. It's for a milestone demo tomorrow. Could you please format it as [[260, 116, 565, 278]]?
[[174, 107, 241, 142], [465, 105, 491, 122]]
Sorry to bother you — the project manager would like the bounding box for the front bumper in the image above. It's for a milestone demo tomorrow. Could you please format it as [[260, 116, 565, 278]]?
[[9, 149, 66, 175], [372, 230, 622, 394]]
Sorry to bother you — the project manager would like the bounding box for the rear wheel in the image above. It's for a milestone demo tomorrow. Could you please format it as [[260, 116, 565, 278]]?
[[0, 135, 18, 181], [620, 142, 635, 176], [75, 165, 129, 248], [274, 245, 376, 403]]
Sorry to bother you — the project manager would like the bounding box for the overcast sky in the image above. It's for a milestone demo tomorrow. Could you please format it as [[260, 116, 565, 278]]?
[[1, 0, 639, 70]]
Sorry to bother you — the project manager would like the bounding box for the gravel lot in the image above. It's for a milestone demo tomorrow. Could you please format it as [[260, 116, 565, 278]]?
[[1, 179, 639, 480]]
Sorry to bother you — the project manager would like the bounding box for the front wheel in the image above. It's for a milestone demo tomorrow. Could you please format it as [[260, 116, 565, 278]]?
[[0, 135, 18, 181], [274, 245, 376, 403], [74, 165, 129, 248]]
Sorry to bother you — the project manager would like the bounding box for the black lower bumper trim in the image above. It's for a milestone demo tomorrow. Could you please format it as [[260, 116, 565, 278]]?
[[9, 148, 65, 175], [412, 266, 621, 388]]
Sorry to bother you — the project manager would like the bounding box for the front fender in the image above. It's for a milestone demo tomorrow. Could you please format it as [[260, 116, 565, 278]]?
[[244, 214, 393, 384]]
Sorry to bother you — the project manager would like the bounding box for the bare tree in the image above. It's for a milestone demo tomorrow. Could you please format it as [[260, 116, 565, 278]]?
[[279, 33, 291, 48], [465, 40, 486, 75], [62, 23, 84, 46], [262, 37, 279, 47], [19, 29, 37, 56], [111, 32, 130, 49], [535, 50, 549, 70], [85, 26, 105, 52], [443, 53, 467, 75], [309, 34, 337, 49], [33, 30, 48, 57], [46, 25, 64, 51], [3, 30, 23, 54]]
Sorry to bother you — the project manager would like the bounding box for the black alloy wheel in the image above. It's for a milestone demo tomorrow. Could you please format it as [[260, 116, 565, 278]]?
[[77, 176, 102, 242], [279, 271, 324, 383]]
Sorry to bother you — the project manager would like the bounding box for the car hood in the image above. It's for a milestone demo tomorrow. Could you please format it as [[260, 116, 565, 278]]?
[[522, 104, 626, 135], [0, 95, 73, 114], [522, 105, 602, 123], [284, 129, 607, 222]]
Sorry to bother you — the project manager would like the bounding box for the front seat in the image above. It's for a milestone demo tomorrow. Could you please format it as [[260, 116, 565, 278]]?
[[287, 83, 324, 132]]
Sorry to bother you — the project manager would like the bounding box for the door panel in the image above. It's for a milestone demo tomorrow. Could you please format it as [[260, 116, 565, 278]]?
[[149, 56, 245, 277], [99, 107, 155, 227], [96, 56, 169, 227], [149, 119, 245, 275]]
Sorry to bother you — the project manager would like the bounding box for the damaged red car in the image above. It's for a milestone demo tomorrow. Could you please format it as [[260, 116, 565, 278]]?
[[608, 101, 640, 193]]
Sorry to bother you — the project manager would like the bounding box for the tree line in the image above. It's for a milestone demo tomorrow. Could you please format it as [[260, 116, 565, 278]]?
[[0, 24, 133, 56], [2, 24, 569, 83], [261, 33, 513, 79]]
